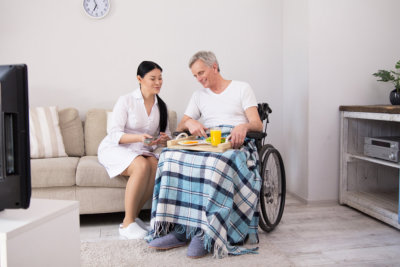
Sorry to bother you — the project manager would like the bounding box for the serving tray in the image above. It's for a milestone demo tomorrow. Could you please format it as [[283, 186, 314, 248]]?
[[167, 135, 232, 153]]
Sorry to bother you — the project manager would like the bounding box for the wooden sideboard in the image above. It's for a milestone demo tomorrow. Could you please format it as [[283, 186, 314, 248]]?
[[339, 105, 400, 230]]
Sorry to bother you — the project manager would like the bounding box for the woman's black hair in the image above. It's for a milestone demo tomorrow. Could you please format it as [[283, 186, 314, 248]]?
[[137, 61, 168, 133]]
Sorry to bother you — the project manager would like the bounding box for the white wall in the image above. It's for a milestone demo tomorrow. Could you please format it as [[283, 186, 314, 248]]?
[[283, 0, 400, 201], [283, 0, 309, 200], [0, 0, 284, 149], [307, 0, 400, 201], [3, 0, 400, 202]]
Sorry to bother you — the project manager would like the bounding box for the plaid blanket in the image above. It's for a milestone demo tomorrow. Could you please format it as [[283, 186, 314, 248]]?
[[147, 125, 262, 257]]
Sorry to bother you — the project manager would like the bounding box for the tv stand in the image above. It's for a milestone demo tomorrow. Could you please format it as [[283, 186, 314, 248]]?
[[0, 199, 80, 267], [339, 105, 400, 230]]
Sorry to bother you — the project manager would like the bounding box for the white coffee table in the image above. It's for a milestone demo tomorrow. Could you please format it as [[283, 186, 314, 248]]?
[[0, 198, 80, 267]]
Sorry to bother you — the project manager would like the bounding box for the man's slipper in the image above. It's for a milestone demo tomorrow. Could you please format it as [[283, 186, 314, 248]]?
[[148, 233, 187, 250]]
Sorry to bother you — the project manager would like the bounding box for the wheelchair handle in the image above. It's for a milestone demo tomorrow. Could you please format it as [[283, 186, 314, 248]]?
[[258, 103, 272, 123]]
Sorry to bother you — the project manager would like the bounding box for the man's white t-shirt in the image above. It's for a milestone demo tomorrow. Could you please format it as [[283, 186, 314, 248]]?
[[184, 80, 258, 128]]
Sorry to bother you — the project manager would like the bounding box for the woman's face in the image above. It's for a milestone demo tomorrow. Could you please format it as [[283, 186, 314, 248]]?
[[137, 68, 163, 95]]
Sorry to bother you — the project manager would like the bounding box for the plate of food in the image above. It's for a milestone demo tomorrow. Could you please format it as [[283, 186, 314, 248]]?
[[178, 140, 209, 146], [205, 137, 227, 144]]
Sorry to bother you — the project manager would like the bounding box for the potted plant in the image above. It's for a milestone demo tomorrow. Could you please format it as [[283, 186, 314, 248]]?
[[373, 60, 400, 105]]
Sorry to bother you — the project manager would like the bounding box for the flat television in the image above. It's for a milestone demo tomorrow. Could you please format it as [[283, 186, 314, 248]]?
[[0, 64, 31, 211]]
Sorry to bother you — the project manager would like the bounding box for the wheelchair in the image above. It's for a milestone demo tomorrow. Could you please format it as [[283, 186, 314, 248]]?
[[247, 103, 286, 232], [173, 102, 286, 233]]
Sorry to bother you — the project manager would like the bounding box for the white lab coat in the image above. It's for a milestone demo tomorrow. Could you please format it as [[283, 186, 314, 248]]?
[[98, 88, 170, 178]]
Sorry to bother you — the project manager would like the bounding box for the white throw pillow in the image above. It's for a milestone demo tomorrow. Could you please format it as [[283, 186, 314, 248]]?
[[106, 111, 113, 134], [29, 106, 67, 158]]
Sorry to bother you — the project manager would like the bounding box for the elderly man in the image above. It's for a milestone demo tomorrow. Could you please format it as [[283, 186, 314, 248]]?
[[178, 51, 262, 147], [148, 51, 263, 258]]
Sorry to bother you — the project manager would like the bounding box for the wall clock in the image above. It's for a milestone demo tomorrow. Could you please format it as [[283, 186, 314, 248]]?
[[83, 0, 110, 19]]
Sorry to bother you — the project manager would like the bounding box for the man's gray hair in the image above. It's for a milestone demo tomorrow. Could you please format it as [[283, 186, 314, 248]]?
[[189, 51, 220, 72]]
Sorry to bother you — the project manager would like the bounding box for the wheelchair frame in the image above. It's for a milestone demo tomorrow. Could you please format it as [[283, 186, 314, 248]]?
[[247, 103, 286, 232]]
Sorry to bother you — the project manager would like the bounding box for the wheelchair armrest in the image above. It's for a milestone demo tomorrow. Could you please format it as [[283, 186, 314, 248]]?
[[246, 131, 266, 140]]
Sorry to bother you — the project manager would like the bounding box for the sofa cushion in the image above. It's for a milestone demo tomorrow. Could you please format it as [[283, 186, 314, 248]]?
[[84, 109, 108, 156], [59, 108, 85, 157], [76, 187, 126, 214], [76, 156, 127, 188], [32, 187, 76, 201], [168, 109, 177, 135], [29, 106, 67, 158], [31, 157, 79, 187]]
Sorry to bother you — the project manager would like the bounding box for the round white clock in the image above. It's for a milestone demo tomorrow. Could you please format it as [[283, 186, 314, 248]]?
[[83, 0, 110, 19]]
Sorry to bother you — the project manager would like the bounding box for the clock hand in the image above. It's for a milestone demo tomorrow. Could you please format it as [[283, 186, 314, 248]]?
[[93, 0, 98, 11]]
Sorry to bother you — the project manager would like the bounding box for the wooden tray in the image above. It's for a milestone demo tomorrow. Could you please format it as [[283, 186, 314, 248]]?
[[167, 135, 232, 153]]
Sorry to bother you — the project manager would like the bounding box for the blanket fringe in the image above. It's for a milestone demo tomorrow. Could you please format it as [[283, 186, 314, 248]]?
[[145, 221, 173, 242], [174, 224, 200, 241], [146, 222, 258, 258], [248, 232, 259, 244]]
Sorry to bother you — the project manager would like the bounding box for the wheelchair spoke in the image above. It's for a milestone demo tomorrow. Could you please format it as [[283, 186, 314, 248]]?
[[263, 151, 282, 224]]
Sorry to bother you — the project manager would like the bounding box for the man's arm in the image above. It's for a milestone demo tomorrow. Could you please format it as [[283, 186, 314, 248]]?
[[177, 115, 208, 138], [229, 106, 263, 148], [244, 106, 263, 132]]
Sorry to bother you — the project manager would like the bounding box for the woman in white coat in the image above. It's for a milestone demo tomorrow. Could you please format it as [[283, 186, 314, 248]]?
[[98, 61, 171, 239]]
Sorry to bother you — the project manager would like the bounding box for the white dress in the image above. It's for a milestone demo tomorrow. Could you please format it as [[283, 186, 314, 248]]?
[[98, 88, 171, 178]]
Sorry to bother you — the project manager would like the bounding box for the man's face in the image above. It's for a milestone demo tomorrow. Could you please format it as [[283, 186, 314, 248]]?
[[190, 59, 217, 88]]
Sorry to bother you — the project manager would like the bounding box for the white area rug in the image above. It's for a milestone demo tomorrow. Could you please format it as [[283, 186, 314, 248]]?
[[80, 236, 292, 267]]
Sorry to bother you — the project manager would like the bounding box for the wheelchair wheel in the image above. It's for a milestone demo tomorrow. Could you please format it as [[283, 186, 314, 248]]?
[[258, 146, 286, 232], [258, 144, 274, 162]]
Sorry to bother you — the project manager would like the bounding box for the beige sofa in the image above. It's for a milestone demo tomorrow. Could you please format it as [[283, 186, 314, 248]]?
[[31, 108, 177, 214]]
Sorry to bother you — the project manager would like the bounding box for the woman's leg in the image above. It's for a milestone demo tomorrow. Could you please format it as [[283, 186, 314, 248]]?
[[136, 156, 158, 217], [121, 156, 151, 228]]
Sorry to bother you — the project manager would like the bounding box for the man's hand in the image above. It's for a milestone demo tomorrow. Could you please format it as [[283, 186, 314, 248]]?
[[185, 119, 208, 138], [229, 124, 248, 149], [155, 132, 170, 146]]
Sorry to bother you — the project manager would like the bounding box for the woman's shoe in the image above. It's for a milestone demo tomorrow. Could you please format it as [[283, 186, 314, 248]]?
[[119, 222, 148, 239], [187, 235, 208, 258]]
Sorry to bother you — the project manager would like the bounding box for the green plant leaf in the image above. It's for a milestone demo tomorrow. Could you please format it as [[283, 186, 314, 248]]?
[[373, 70, 394, 81], [396, 60, 400, 69], [390, 70, 400, 75]]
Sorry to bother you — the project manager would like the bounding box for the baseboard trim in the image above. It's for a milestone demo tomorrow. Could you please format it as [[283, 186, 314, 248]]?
[[286, 191, 337, 205]]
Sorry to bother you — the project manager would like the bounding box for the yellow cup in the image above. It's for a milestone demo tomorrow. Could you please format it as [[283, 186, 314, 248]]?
[[210, 128, 222, 146]]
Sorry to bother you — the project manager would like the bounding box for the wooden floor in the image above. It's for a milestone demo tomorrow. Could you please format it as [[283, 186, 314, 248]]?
[[80, 193, 400, 266]]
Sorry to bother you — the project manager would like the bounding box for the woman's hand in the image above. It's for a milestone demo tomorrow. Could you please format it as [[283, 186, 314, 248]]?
[[140, 133, 156, 145], [144, 132, 170, 146]]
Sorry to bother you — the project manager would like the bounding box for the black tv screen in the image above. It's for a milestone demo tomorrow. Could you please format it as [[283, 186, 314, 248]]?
[[0, 64, 31, 210]]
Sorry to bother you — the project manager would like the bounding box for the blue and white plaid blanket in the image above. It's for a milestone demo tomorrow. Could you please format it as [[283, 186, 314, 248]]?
[[147, 125, 262, 257]]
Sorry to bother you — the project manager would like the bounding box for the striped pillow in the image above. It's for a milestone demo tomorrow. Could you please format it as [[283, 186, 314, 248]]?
[[29, 106, 67, 158]]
